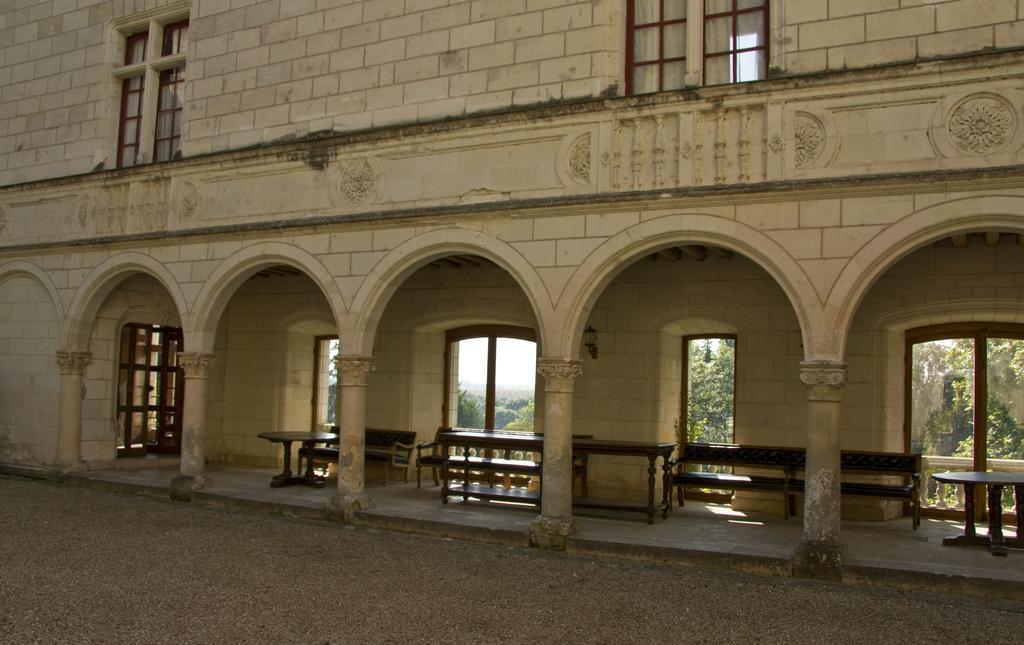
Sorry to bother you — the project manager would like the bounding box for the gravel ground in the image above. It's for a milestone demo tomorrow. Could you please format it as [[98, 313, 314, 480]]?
[[2, 476, 1023, 644]]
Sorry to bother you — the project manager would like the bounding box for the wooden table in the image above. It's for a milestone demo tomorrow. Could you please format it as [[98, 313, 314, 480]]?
[[257, 431, 338, 488], [931, 471, 1024, 556], [571, 438, 676, 524]]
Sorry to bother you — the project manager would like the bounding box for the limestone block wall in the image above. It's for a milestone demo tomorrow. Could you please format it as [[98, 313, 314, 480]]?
[[784, 0, 1024, 74], [0, 274, 60, 465], [575, 254, 804, 499], [846, 234, 1024, 453], [80, 273, 182, 465], [185, 0, 614, 156], [0, 0, 189, 186], [367, 262, 538, 444], [215, 273, 334, 467]]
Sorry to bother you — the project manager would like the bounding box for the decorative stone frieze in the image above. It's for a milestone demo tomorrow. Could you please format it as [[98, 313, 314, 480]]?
[[799, 361, 847, 402], [178, 352, 215, 379], [537, 358, 583, 393], [56, 350, 91, 375], [336, 355, 376, 387], [794, 112, 825, 169], [948, 95, 1015, 155]]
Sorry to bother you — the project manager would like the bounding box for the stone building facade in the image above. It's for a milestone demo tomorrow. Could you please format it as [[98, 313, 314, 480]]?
[[2, 0, 1024, 577]]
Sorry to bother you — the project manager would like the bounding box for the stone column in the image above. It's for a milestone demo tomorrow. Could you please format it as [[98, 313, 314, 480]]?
[[170, 352, 215, 501], [530, 357, 583, 550], [329, 355, 376, 521], [793, 360, 847, 580], [55, 350, 92, 471]]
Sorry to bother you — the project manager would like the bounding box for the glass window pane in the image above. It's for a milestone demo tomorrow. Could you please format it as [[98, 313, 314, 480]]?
[[131, 412, 146, 448], [157, 112, 173, 139], [663, 61, 686, 90], [704, 16, 733, 54], [634, 26, 659, 62], [735, 50, 765, 82], [494, 338, 536, 432], [633, 65, 658, 93], [634, 0, 660, 24], [664, 23, 687, 59], [985, 338, 1024, 462], [737, 12, 765, 48], [665, 1, 687, 21], [738, 0, 765, 9], [454, 337, 488, 430], [911, 339, 975, 459], [685, 338, 735, 444], [126, 91, 141, 116], [705, 0, 732, 15], [155, 140, 170, 162], [704, 56, 730, 85]]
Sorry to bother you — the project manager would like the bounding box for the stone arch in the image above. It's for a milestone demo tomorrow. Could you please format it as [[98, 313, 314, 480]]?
[[0, 260, 65, 338], [347, 228, 554, 356], [831, 196, 1024, 356], [558, 214, 818, 359], [64, 252, 188, 350], [189, 242, 347, 352]]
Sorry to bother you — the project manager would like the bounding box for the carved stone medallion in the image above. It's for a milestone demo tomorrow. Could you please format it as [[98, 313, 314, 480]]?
[[567, 134, 591, 184], [948, 95, 1015, 155], [794, 113, 825, 169], [336, 158, 376, 205]]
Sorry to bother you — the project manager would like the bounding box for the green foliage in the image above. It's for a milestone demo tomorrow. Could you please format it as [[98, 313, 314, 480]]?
[[503, 400, 534, 432], [686, 339, 735, 445], [457, 389, 485, 429]]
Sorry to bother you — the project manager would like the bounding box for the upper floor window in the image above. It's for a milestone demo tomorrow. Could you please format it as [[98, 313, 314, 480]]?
[[626, 0, 767, 95], [114, 17, 189, 168]]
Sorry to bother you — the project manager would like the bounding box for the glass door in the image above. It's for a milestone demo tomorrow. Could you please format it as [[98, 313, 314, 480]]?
[[115, 324, 184, 456]]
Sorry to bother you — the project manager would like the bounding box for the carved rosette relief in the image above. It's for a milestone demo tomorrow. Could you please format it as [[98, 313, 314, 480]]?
[[336, 158, 376, 205], [537, 358, 583, 394], [799, 361, 847, 402], [178, 352, 216, 379], [56, 350, 92, 375], [567, 133, 591, 184], [948, 95, 1015, 155], [794, 112, 825, 169], [335, 355, 377, 387]]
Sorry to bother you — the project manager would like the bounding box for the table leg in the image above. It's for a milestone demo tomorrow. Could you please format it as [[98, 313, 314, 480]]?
[[270, 440, 294, 488], [1012, 484, 1024, 549], [646, 454, 656, 524], [300, 440, 326, 488], [987, 484, 1007, 556], [941, 482, 992, 549], [661, 455, 672, 519]]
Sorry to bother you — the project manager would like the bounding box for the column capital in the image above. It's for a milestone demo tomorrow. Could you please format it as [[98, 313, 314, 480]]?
[[335, 355, 376, 387], [56, 350, 91, 375], [799, 360, 846, 402], [178, 352, 215, 379], [537, 358, 583, 393]]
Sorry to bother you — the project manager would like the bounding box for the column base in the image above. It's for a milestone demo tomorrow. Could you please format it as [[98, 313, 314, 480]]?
[[792, 539, 846, 581], [328, 493, 373, 523], [529, 516, 576, 550], [169, 475, 208, 502]]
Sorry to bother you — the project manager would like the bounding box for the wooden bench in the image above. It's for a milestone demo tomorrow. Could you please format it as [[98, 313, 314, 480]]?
[[793, 450, 922, 529], [671, 442, 922, 527], [671, 443, 805, 518], [297, 427, 417, 486]]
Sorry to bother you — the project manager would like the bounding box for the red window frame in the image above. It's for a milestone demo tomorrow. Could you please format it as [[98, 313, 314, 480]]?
[[703, 0, 768, 86], [625, 1, 688, 95], [116, 31, 148, 168], [155, 20, 188, 162]]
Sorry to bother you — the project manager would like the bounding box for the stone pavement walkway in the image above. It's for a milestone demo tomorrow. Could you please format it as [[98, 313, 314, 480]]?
[[2, 476, 1023, 644]]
